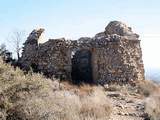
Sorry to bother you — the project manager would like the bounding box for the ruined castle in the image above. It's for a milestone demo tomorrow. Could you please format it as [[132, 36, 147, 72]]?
[[20, 21, 145, 84]]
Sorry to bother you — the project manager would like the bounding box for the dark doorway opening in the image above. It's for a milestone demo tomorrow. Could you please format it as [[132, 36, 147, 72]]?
[[71, 50, 93, 84]]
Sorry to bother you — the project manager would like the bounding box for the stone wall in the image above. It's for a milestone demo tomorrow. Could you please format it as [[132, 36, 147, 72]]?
[[20, 28, 44, 71], [92, 38, 144, 84], [37, 38, 72, 79], [20, 21, 145, 84]]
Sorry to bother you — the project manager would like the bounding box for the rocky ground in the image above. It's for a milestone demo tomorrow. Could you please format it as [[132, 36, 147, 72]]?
[[104, 85, 148, 120]]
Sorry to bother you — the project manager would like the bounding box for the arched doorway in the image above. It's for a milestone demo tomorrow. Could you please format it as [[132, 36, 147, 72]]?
[[71, 49, 93, 84]]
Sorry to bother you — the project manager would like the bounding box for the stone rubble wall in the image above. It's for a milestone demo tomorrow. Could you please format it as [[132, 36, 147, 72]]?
[[20, 21, 145, 84], [20, 28, 44, 71], [91, 38, 144, 84], [37, 38, 72, 79]]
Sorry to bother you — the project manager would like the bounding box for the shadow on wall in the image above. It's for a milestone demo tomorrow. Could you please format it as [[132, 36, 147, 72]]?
[[71, 49, 93, 84]]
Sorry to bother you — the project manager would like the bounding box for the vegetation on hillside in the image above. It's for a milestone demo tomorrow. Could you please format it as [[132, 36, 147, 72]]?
[[139, 80, 160, 120], [0, 55, 160, 120], [0, 58, 112, 120]]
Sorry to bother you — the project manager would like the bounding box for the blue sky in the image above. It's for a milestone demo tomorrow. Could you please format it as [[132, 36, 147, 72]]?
[[0, 0, 160, 71]]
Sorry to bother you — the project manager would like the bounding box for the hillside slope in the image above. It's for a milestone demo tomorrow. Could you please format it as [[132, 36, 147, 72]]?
[[0, 58, 159, 120], [0, 59, 112, 120]]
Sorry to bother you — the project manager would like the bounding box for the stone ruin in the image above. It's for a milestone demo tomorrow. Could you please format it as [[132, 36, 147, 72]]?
[[20, 21, 145, 84]]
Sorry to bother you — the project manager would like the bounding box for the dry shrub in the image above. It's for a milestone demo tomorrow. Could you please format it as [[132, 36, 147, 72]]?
[[5, 88, 112, 120], [80, 87, 112, 120], [137, 80, 159, 97], [6, 92, 81, 120], [139, 80, 160, 120], [145, 94, 160, 120], [77, 84, 95, 97], [0, 58, 112, 120], [79, 84, 94, 93], [60, 81, 77, 90]]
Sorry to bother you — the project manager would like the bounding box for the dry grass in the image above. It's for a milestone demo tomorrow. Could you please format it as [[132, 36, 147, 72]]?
[[144, 83, 160, 120], [0, 58, 112, 120], [80, 87, 112, 119], [137, 80, 160, 120], [137, 80, 159, 97], [145, 94, 160, 120]]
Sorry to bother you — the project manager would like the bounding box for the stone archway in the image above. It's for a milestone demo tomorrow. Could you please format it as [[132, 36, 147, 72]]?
[[71, 49, 93, 84]]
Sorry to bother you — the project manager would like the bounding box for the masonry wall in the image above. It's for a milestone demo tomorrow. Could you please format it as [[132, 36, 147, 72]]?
[[37, 39, 72, 79], [91, 38, 144, 84], [20, 21, 145, 84], [20, 29, 44, 71]]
